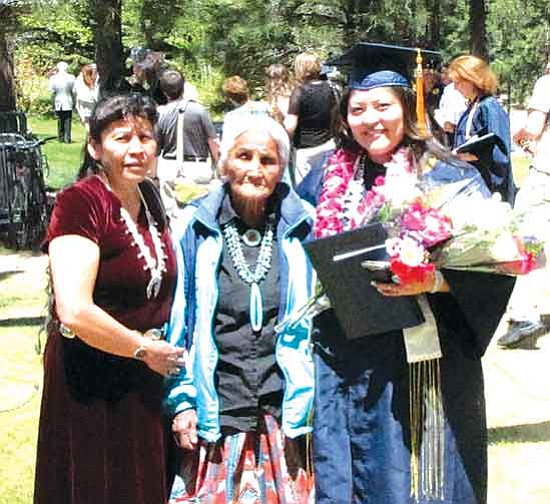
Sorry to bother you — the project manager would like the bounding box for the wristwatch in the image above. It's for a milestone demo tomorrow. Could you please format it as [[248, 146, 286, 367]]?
[[133, 345, 148, 361]]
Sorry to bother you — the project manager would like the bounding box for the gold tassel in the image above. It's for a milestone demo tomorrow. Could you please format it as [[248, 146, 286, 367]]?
[[415, 48, 427, 136], [409, 358, 445, 502]]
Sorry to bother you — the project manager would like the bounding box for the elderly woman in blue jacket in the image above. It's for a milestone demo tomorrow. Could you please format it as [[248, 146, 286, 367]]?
[[165, 116, 315, 503]]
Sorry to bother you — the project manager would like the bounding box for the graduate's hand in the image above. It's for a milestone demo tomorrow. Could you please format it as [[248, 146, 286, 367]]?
[[172, 409, 198, 451], [372, 270, 449, 297]]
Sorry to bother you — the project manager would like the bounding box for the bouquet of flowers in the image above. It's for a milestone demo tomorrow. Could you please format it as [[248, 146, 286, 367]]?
[[382, 171, 546, 284], [276, 159, 547, 333]]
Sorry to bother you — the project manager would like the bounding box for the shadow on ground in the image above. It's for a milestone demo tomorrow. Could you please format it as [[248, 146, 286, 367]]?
[[0, 270, 23, 281], [0, 316, 46, 327], [489, 420, 550, 444]]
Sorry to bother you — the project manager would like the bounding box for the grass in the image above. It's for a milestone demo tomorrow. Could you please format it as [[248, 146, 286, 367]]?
[[27, 115, 87, 190], [0, 326, 42, 504], [0, 249, 45, 504]]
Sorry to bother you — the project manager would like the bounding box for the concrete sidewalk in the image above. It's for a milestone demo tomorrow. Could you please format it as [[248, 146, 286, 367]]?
[[485, 321, 550, 428], [485, 318, 550, 504]]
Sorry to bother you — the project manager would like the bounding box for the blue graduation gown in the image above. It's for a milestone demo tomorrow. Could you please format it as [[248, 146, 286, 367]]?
[[454, 95, 516, 205], [299, 155, 515, 504]]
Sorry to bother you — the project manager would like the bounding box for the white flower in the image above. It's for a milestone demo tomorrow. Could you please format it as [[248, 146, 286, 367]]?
[[392, 236, 426, 266], [446, 192, 512, 232], [490, 233, 520, 262], [385, 237, 402, 256], [380, 173, 422, 210]]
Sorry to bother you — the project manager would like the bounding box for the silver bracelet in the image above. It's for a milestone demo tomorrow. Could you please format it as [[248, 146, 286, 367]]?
[[430, 270, 444, 294], [59, 323, 76, 339]]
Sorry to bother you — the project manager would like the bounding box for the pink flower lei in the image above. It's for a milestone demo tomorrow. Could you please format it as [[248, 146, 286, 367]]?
[[314, 146, 415, 238]]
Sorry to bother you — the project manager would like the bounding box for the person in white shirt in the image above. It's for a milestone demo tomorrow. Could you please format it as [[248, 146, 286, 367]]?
[[498, 69, 550, 348], [73, 64, 99, 129], [48, 62, 76, 143], [434, 67, 468, 141]]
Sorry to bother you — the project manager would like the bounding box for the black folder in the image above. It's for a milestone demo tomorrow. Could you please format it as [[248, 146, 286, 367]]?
[[305, 223, 424, 339], [455, 132, 504, 155]]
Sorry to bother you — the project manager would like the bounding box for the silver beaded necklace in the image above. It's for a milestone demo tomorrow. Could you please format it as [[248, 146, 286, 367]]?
[[222, 219, 275, 332], [101, 174, 167, 299], [121, 187, 166, 299]]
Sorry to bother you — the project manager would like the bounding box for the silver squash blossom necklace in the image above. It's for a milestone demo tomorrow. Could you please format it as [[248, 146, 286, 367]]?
[[222, 220, 274, 332], [119, 186, 167, 299]]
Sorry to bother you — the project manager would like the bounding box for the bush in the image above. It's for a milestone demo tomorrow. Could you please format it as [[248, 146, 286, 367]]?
[[15, 59, 53, 115]]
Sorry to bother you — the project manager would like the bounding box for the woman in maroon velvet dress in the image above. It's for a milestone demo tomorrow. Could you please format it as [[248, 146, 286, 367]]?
[[34, 94, 186, 504]]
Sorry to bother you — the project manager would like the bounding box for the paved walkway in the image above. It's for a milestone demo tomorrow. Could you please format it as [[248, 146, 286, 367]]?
[[485, 320, 550, 428]]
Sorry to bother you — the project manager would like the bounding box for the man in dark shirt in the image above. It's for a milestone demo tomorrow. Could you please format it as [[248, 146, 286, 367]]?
[[156, 70, 220, 212], [156, 72, 218, 170]]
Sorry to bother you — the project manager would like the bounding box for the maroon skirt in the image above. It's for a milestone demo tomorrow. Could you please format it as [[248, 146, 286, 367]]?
[[34, 330, 169, 504]]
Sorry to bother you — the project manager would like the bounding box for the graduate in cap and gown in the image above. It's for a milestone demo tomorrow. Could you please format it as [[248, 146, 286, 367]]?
[[297, 43, 515, 504], [449, 55, 516, 205]]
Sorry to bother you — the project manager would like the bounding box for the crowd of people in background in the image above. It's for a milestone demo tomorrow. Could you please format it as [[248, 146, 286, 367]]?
[[36, 45, 550, 504]]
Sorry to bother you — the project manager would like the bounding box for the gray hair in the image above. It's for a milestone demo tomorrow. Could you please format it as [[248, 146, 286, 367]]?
[[219, 115, 290, 171], [56, 61, 69, 72]]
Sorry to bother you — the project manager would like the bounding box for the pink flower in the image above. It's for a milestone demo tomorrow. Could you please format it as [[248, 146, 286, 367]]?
[[400, 205, 452, 247]]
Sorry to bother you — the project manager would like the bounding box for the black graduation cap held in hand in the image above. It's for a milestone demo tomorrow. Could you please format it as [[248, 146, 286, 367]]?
[[305, 223, 424, 340]]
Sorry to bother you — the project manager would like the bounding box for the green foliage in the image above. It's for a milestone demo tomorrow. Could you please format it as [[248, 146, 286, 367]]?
[[14, 58, 50, 114], [8, 0, 550, 113], [17, 1, 94, 72], [488, 0, 550, 105]]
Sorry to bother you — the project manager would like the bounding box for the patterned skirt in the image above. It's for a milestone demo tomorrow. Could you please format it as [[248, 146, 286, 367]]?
[[170, 412, 314, 503]]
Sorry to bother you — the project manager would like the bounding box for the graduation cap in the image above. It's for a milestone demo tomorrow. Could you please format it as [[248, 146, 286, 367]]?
[[327, 42, 442, 133], [327, 42, 441, 84]]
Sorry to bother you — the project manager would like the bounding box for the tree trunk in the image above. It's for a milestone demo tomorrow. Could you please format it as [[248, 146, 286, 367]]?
[[0, 29, 16, 112], [90, 0, 126, 95], [341, 0, 358, 47], [426, 0, 441, 49], [470, 0, 489, 60]]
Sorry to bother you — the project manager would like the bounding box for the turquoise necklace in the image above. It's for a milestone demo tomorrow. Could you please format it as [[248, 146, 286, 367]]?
[[222, 219, 275, 332]]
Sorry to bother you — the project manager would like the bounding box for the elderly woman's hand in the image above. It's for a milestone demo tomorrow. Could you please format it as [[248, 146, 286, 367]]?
[[141, 340, 187, 377], [372, 270, 449, 297], [172, 409, 198, 450]]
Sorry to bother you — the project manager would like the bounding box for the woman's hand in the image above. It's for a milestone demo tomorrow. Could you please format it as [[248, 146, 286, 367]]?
[[172, 409, 198, 450], [141, 340, 186, 377], [373, 270, 448, 297]]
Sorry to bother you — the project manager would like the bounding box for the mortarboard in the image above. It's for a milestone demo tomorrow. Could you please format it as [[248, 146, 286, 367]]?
[[326, 42, 441, 87]]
